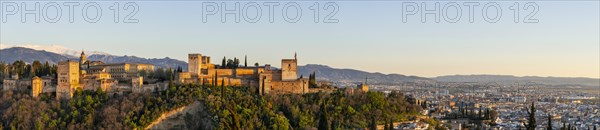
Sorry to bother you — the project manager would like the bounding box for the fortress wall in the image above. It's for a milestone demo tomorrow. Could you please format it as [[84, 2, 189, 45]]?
[[235, 68, 256, 76]]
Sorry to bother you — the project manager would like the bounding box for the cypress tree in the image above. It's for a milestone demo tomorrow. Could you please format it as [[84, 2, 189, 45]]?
[[547, 114, 552, 130], [222, 57, 226, 68], [244, 55, 247, 67], [385, 121, 390, 130], [221, 78, 225, 87], [169, 70, 174, 87], [485, 109, 491, 120], [318, 103, 329, 130], [213, 73, 217, 86], [526, 102, 537, 130], [221, 78, 225, 98], [369, 116, 377, 130], [389, 118, 394, 130]]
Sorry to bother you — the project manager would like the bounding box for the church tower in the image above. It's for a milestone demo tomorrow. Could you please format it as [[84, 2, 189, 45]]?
[[79, 51, 87, 75], [80, 51, 87, 66]]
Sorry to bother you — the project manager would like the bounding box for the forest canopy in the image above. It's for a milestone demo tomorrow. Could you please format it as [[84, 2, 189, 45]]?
[[0, 83, 424, 130]]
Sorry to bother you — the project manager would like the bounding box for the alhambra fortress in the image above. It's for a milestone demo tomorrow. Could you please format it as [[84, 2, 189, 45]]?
[[2, 52, 369, 99]]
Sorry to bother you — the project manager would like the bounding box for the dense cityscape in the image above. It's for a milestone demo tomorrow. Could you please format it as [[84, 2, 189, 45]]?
[[369, 82, 599, 130]]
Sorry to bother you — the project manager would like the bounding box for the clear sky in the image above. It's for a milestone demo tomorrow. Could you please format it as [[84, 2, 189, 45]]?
[[1, 1, 599, 78]]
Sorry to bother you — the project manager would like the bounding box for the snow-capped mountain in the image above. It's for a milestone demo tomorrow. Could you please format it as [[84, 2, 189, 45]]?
[[0, 43, 111, 57], [1, 45, 188, 70]]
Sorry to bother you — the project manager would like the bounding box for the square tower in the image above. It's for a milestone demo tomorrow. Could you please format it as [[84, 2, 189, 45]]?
[[56, 61, 80, 99], [281, 56, 298, 81], [188, 54, 203, 76], [31, 76, 43, 98]]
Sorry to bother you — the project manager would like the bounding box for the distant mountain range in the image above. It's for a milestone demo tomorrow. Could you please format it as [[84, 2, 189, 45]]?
[[298, 64, 433, 84], [1, 46, 598, 87], [0, 47, 70, 65], [0, 44, 111, 57], [86, 55, 187, 70], [0, 47, 187, 69], [433, 75, 600, 87]]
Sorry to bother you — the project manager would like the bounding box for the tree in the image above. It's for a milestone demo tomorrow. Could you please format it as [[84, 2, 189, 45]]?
[[221, 78, 225, 87], [369, 116, 377, 130], [244, 55, 248, 67], [384, 120, 389, 130], [176, 66, 183, 72], [169, 73, 174, 87], [221, 81, 225, 98], [387, 118, 394, 130], [318, 103, 329, 130], [309, 72, 316, 88], [485, 108, 491, 120], [222, 57, 227, 68], [227, 59, 234, 68], [547, 114, 552, 130], [526, 102, 536, 130], [213, 73, 218, 86], [31, 60, 42, 77], [0, 62, 6, 81]]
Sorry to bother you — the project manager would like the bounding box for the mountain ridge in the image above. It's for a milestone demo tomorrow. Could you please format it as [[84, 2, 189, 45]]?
[[434, 74, 599, 87], [0, 44, 111, 57], [298, 64, 434, 85], [0, 47, 186, 69], [1, 46, 597, 87]]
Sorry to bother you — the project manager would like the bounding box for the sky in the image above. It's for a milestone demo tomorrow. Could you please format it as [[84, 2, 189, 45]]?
[[1, 0, 599, 78]]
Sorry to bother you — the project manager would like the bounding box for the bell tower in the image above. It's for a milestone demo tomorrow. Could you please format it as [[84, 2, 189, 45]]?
[[79, 50, 87, 75], [79, 50, 87, 66]]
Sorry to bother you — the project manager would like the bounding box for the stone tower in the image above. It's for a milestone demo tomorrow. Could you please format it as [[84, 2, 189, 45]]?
[[31, 76, 43, 98], [80, 51, 86, 66], [56, 61, 80, 99], [358, 76, 369, 92], [79, 51, 87, 75], [188, 54, 203, 76], [281, 53, 298, 80]]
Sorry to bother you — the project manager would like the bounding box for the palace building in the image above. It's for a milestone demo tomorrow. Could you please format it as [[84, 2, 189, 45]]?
[[178, 52, 310, 95], [3, 74, 53, 98], [79, 51, 155, 80], [52, 51, 161, 99], [4, 50, 317, 100]]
